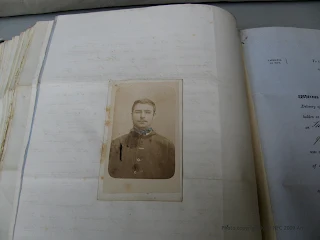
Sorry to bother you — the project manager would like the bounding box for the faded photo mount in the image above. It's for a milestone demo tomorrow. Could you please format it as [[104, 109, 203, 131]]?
[[98, 80, 183, 201]]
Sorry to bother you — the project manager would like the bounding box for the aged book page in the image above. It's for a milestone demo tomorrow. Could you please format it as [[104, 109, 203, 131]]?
[[243, 59, 276, 240], [0, 21, 53, 240], [13, 5, 260, 240], [242, 27, 320, 240]]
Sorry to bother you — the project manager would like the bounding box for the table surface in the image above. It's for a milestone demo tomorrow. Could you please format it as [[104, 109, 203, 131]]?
[[0, 1, 320, 40]]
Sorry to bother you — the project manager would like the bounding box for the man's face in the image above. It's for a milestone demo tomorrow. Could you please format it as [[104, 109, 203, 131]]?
[[132, 103, 155, 129]]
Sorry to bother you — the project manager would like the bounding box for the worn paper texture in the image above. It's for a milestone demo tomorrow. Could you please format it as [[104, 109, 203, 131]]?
[[0, 21, 53, 240], [13, 5, 260, 240], [242, 27, 320, 240], [97, 80, 182, 201], [243, 55, 276, 240]]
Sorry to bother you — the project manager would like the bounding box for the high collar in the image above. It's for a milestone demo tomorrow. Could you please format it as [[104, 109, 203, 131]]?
[[126, 128, 156, 148], [132, 127, 153, 136]]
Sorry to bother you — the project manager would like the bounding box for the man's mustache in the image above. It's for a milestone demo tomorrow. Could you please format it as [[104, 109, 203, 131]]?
[[138, 120, 147, 123]]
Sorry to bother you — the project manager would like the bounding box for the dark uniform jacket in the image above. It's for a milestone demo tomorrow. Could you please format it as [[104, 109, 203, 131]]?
[[108, 130, 175, 179]]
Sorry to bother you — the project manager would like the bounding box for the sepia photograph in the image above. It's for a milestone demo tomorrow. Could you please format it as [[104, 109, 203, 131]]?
[[98, 80, 182, 201], [108, 97, 175, 179]]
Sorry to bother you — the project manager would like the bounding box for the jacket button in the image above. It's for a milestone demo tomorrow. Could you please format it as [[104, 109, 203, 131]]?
[[137, 158, 141, 162]]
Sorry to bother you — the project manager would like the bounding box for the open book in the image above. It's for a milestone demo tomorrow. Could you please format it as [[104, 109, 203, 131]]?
[[0, 4, 319, 240]]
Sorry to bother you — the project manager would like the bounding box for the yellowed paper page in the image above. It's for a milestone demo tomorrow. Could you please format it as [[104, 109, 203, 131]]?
[[213, 8, 261, 239], [0, 21, 53, 240], [243, 57, 276, 240], [13, 5, 260, 240]]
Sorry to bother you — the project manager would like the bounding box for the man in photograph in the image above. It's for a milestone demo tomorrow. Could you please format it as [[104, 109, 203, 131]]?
[[108, 98, 175, 179]]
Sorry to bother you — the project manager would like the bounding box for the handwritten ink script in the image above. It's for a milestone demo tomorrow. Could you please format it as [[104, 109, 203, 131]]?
[[296, 94, 320, 195]]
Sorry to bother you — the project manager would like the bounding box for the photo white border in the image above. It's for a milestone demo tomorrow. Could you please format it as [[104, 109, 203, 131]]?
[[97, 79, 183, 201]]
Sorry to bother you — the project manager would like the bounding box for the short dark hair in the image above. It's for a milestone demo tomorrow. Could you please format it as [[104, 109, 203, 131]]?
[[132, 98, 156, 113]]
